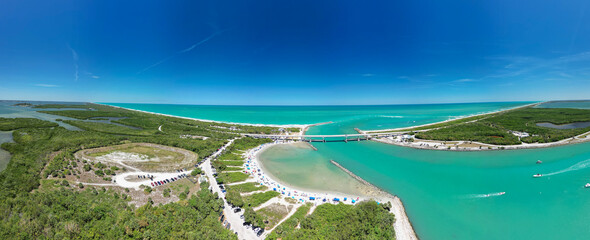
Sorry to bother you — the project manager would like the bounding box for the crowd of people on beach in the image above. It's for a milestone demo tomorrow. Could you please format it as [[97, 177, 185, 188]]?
[[243, 141, 362, 205]]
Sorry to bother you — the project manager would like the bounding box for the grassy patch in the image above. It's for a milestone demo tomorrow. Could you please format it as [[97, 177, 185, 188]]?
[[218, 160, 244, 166], [243, 191, 280, 208], [216, 172, 249, 184], [267, 203, 311, 239], [168, 178, 199, 197], [257, 203, 291, 229], [226, 182, 267, 193], [224, 166, 243, 171], [218, 152, 243, 160]]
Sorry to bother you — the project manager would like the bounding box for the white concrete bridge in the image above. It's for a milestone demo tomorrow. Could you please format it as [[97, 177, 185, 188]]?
[[244, 132, 406, 142]]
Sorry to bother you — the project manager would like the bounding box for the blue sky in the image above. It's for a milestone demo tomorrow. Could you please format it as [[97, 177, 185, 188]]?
[[1, 0, 589, 105]]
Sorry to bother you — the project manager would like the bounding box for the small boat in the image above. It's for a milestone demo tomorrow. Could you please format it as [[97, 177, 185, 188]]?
[[533, 174, 543, 178], [585, 183, 590, 188], [536, 160, 542, 164], [498, 192, 506, 195]]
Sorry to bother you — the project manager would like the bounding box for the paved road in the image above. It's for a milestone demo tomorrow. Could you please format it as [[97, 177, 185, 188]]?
[[201, 139, 261, 240]]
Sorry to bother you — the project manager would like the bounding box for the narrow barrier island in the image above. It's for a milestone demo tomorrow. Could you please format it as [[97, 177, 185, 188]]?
[[364, 102, 590, 151]]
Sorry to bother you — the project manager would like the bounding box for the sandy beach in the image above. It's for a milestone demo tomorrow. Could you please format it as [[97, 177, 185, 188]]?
[[245, 141, 418, 240], [96, 103, 312, 129]]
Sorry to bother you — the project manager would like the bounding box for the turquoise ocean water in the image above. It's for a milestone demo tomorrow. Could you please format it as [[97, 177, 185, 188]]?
[[101, 101, 590, 239]]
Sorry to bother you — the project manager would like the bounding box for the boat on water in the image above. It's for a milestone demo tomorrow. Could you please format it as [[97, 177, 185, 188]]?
[[498, 192, 506, 195], [585, 183, 590, 188], [533, 174, 543, 178], [536, 160, 543, 164]]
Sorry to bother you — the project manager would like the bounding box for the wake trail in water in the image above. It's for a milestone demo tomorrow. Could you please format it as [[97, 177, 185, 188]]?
[[463, 192, 506, 199], [543, 159, 590, 177]]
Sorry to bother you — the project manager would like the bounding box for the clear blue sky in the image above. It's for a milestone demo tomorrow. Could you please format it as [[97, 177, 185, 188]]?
[[1, 0, 589, 105]]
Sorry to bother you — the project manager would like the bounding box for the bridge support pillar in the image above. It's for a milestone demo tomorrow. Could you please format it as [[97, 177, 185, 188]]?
[[323, 137, 325, 142]]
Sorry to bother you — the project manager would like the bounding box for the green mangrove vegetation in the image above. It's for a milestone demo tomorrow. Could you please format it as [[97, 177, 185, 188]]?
[[0, 117, 58, 131], [413, 107, 590, 145], [0, 103, 281, 239], [267, 201, 396, 240]]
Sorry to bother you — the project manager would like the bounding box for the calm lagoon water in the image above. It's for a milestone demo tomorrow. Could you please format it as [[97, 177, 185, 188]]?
[[80, 101, 590, 239], [537, 121, 590, 129], [0, 100, 92, 171], [0, 100, 85, 131]]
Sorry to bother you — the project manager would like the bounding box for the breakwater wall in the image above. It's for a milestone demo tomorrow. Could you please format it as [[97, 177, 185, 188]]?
[[305, 142, 318, 151], [330, 160, 373, 187], [302, 121, 333, 135]]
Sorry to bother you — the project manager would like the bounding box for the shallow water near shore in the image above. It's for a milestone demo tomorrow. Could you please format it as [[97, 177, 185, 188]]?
[[96, 101, 590, 239], [257, 142, 374, 197]]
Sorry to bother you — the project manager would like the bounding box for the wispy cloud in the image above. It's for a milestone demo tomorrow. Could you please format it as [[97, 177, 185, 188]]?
[[82, 71, 100, 79], [138, 29, 228, 74], [452, 78, 476, 83], [34, 84, 59, 88], [67, 45, 79, 81], [361, 73, 375, 77], [486, 51, 590, 79]]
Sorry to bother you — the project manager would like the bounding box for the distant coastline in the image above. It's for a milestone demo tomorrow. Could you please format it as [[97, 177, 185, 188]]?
[[95, 102, 313, 129], [361, 102, 541, 134], [364, 101, 590, 151]]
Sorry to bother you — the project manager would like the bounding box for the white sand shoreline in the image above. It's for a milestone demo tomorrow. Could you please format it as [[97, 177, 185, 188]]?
[[361, 102, 541, 134], [246, 141, 418, 240], [94, 102, 313, 129]]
